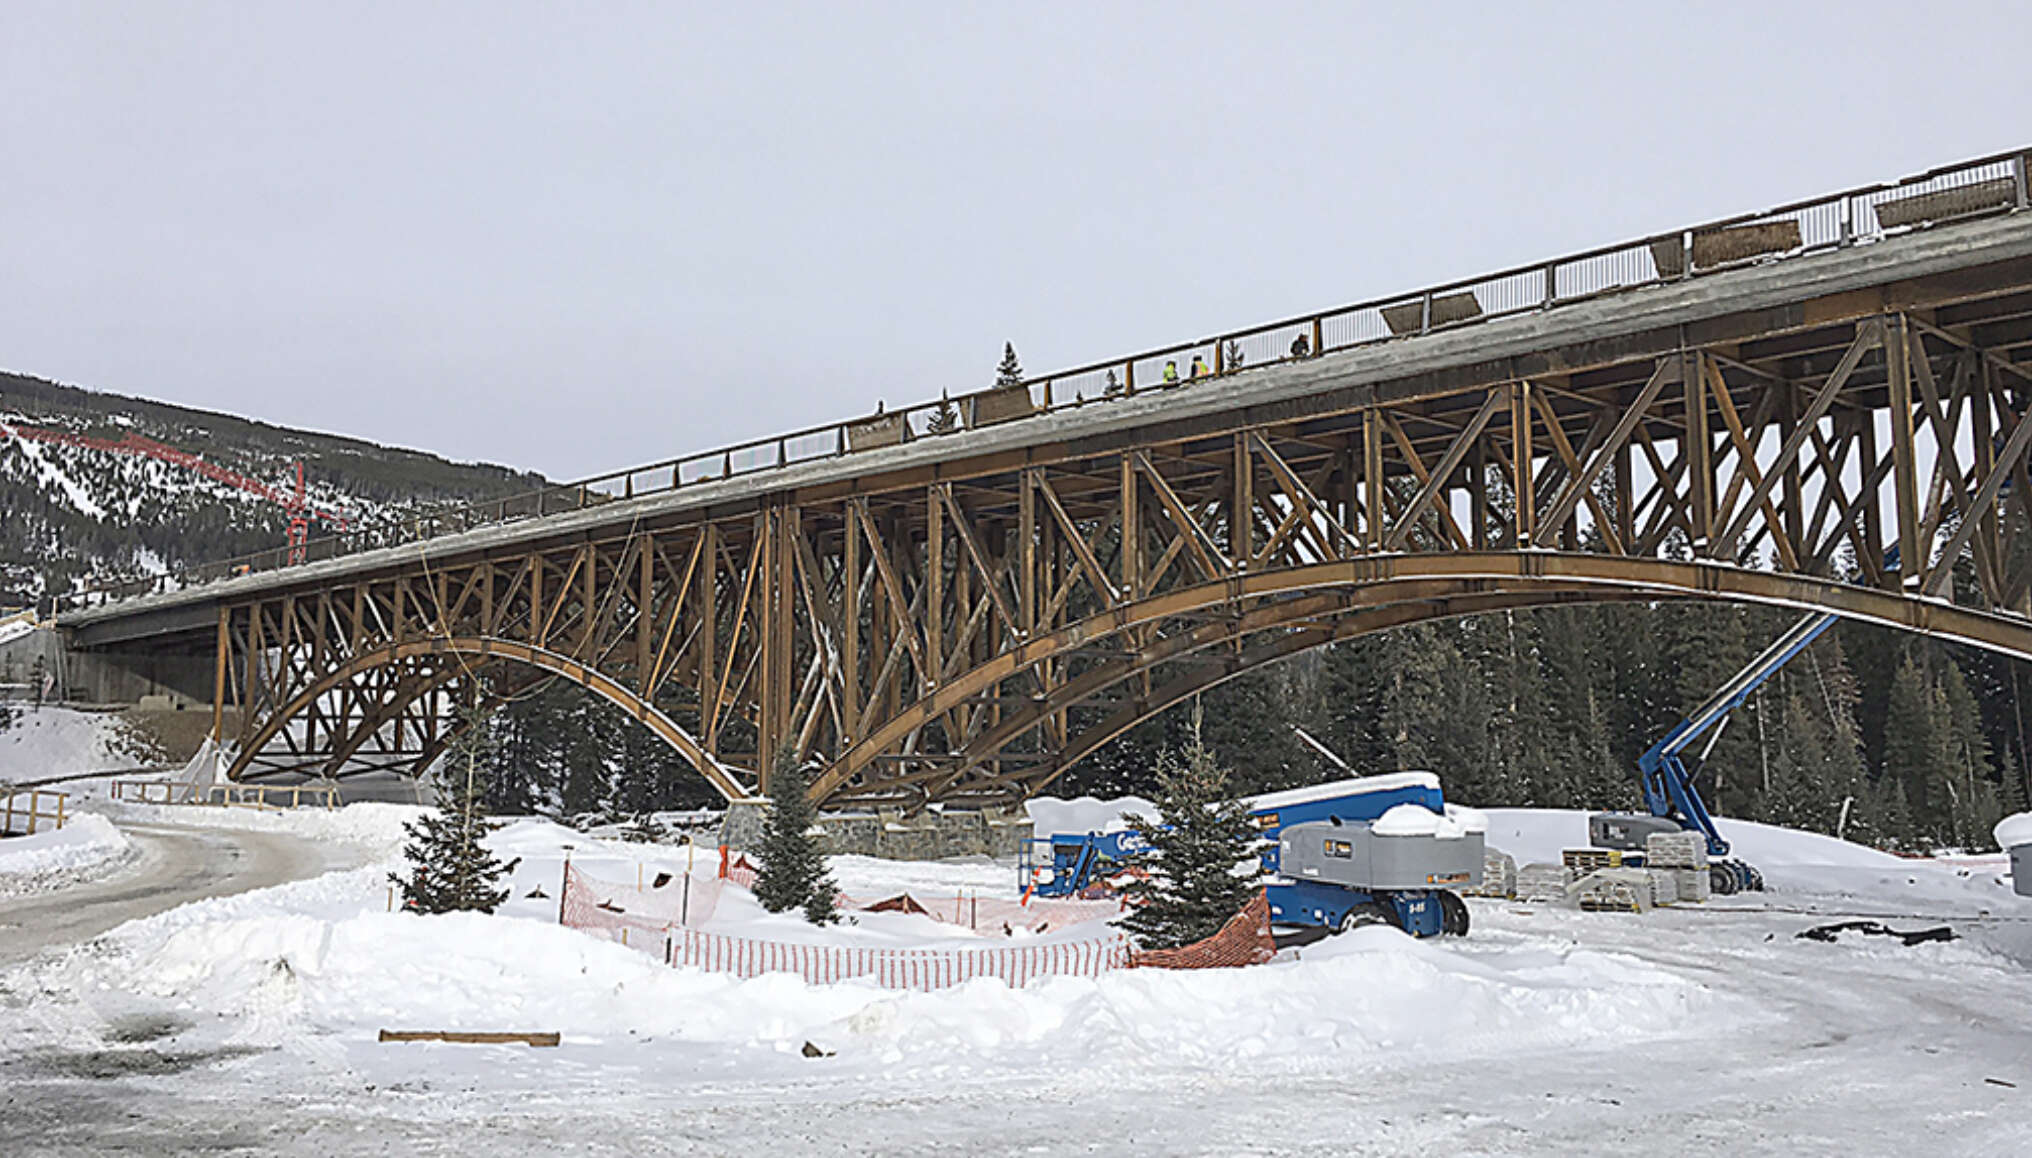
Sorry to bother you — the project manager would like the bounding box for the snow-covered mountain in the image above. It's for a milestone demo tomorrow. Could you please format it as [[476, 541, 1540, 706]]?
[[0, 370, 546, 606]]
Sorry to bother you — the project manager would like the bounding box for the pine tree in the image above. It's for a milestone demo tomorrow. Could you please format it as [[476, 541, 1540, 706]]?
[[1115, 709, 1265, 949], [926, 391, 961, 435], [1881, 656, 1950, 846], [994, 343, 1024, 390], [752, 745, 838, 924], [391, 700, 511, 915]]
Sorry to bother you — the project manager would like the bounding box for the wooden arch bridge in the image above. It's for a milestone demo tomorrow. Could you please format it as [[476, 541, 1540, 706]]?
[[57, 148, 2032, 808]]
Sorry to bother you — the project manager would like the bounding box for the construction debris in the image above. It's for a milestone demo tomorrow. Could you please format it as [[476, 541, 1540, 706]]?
[[1573, 868, 1655, 913], [378, 1030, 560, 1047], [1796, 921, 1957, 947]]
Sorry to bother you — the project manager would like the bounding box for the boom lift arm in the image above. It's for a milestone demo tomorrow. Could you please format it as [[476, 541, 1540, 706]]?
[[1635, 610, 1836, 859]]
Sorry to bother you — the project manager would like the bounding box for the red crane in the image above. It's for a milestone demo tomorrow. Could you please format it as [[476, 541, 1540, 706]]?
[[0, 419, 353, 565]]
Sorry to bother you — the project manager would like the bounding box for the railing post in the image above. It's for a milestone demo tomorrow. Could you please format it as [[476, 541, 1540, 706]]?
[[2016, 152, 2030, 210], [1419, 292, 1433, 334], [1124, 361, 1135, 395], [1542, 263, 1557, 306], [1213, 342, 1224, 375], [1840, 196, 1854, 246], [1311, 316, 1323, 356]]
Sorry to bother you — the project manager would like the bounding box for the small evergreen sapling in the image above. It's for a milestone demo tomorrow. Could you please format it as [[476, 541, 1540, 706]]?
[[994, 342, 1024, 390], [752, 746, 838, 924], [1115, 708, 1265, 949], [391, 700, 511, 915], [927, 391, 961, 435]]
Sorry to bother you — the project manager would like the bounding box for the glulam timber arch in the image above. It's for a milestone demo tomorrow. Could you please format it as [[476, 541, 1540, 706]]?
[[225, 635, 745, 799]]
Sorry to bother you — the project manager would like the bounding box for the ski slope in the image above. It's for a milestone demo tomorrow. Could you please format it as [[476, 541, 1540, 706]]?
[[0, 800, 2025, 1155]]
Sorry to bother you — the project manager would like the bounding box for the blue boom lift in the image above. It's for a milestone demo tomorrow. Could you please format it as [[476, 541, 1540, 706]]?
[[1594, 550, 1901, 894], [1021, 773, 1483, 938], [1590, 610, 1837, 894]]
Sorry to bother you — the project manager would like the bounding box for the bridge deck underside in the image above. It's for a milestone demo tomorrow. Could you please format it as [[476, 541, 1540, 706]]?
[[141, 235, 2032, 805]]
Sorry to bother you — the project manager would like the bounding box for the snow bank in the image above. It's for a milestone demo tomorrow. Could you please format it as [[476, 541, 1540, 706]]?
[[91, 853, 1731, 1070], [1996, 812, 2032, 850], [0, 813, 129, 878], [0, 707, 134, 781]]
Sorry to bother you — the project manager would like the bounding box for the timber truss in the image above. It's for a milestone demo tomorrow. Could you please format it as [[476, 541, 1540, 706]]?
[[217, 297, 2032, 806]]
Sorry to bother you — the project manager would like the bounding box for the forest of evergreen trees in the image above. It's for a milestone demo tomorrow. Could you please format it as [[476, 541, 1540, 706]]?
[[1065, 599, 2031, 854]]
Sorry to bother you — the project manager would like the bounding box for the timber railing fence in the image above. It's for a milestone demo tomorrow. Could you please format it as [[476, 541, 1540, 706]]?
[[1, 788, 68, 836], [59, 148, 2031, 612]]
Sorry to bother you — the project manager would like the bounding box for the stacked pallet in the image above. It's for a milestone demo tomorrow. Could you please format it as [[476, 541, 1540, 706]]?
[[1464, 848, 1517, 898], [1644, 831, 1710, 903], [1562, 847, 1627, 873], [1574, 868, 1655, 913], [1516, 862, 1575, 902], [1643, 831, 1708, 869], [1647, 869, 1680, 906]]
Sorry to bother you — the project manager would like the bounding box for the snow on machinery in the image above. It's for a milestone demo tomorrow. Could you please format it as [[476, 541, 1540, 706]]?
[[1999, 813, 2032, 897], [1021, 772, 1486, 939]]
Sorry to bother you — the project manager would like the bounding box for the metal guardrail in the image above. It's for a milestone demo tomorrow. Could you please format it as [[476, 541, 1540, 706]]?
[[57, 147, 2032, 614]]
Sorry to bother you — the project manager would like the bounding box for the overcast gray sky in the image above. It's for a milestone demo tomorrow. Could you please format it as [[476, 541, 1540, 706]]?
[[4, 3, 2029, 480]]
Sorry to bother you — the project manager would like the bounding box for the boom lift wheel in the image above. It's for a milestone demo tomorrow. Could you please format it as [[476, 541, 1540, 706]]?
[[1709, 862, 1740, 896], [1439, 891, 1470, 937], [1337, 902, 1396, 934]]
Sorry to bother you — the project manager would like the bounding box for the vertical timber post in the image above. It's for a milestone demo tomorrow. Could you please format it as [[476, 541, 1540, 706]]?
[[1682, 347, 1712, 555], [213, 605, 229, 746], [1019, 470, 1036, 638], [1233, 432, 1252, 570], [1362, 409, 1384, 551], [1512, 383, 1534, 549], [927, 485, 943, 688], [1884, 314, 1923, 592], [842, 505, 859, 743]]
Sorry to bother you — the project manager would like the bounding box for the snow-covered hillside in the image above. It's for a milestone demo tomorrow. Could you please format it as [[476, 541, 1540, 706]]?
[[0, 371, 544, 604]]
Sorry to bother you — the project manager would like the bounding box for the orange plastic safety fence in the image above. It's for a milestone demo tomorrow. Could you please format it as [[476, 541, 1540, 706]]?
[[1128, 891, 1278, 970]]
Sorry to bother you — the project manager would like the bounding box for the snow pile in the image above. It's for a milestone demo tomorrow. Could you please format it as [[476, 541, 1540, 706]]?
[[0, 618, 35, 647], [0, 812, 129, 879], [1996, 812, 2032, 850], [1372, 802, 1485, 839], [1025, 794, 1154, 836]]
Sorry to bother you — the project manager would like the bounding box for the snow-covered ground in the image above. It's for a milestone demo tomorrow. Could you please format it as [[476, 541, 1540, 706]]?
[[0, 706, 148, 782], [1, 800, 2028, 1155], [0, 814, 133, 896]]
